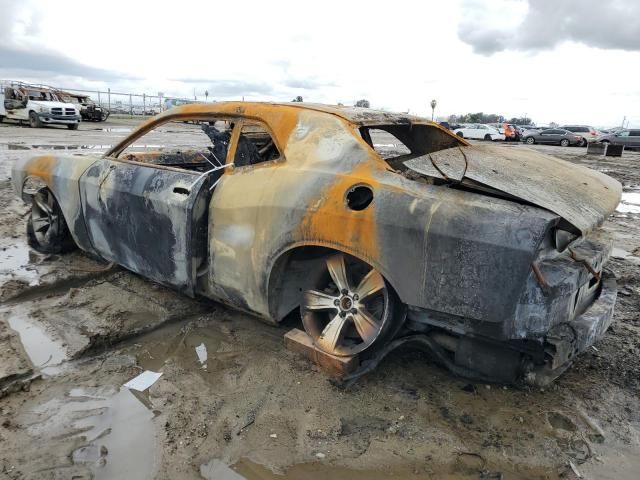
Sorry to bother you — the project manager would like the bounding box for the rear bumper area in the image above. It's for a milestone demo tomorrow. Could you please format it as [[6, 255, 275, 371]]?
[[404, 270, 617, 385], [524, 270, 617, 386]]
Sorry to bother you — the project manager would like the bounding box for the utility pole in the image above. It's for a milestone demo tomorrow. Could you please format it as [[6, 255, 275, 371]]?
[[430, 99, 437, 122], [205, 90, 209, 103]]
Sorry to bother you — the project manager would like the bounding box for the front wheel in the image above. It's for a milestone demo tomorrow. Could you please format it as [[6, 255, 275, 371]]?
[[525, 136, 535, 144], [484, 134, 492, 141], [67, 123, 79, 130], [301, 253, 405, 357], [560, 139, 570, 147], [29, 111, 42, 128], [27, 188, 76, 254]]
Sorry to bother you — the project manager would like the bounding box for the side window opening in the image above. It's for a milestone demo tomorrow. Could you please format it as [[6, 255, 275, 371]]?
[[233, 122, 280, 167], [359, 124, 463, 171], [361, 128, 411, 160], [117, 119, 233, 173]]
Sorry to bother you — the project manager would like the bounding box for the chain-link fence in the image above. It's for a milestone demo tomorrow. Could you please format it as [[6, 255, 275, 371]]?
[[51, 86, 196, 117]]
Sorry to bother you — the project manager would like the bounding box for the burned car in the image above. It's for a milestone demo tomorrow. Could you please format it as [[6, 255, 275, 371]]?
[[57, 91, 110, 122], [12, 103, 621, 385]]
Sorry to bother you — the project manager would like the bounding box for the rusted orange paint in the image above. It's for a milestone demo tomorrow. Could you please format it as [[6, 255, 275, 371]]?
[[299, 162, 382, 262], [24, 155, 55, 186]]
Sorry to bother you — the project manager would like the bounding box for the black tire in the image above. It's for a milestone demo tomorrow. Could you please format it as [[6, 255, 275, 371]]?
[[560, 139, 570, 147], [67, 123, 79, 130], [456, 132, 464, 138], [579, 138, 587, 147], [484, 134, 492, 141], [29, 111, 42, 128], [301, 252, 406, 357], [525, 136, 535, 145], [26, 188, 76, 254], [0, 115, 4, 123]]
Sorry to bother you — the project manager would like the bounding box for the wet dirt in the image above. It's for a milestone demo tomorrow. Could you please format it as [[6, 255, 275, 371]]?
[[1, 122, 639, 479]]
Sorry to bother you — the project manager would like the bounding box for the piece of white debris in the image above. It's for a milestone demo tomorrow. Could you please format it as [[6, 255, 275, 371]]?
[[195, 343, 208, 365], [124, 370, 163, 392], [315, 452, 326, 459], [270, 433, 277, 438], [568, 460, 583, 478], [399, 415, 405, 421]]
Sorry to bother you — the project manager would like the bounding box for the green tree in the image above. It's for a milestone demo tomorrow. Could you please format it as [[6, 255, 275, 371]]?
[[355, 99, 370, 108]]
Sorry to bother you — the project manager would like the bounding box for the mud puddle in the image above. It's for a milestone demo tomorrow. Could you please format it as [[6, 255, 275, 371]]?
[[1, 143, 112, 150], [97, 127, 132, 133], [0, 143, 166, 151], [3, 304, 67, 375], [130, 318, 227, 373], [616, 191, 640, 213], [201, 457, 557, 480], [0, 241, 39, 286], [26, 385, 158, 479]]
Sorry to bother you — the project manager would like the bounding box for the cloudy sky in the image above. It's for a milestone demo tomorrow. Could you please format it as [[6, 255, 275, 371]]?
[[1, 0, 638, 126]]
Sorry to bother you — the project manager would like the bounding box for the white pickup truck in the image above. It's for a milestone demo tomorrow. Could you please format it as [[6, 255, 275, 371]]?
[[0, 81, 81, 129]]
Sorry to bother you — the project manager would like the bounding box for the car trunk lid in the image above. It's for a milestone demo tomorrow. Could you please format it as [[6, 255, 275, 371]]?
[[404, 144, 621, 234]]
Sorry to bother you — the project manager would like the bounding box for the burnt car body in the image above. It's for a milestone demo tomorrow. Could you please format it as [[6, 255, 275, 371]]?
[[57, 91, 110, 122], [12, 102, 621, 385]]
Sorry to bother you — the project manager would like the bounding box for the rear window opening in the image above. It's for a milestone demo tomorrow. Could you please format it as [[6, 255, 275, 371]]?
[[359, 124, 463, 171]]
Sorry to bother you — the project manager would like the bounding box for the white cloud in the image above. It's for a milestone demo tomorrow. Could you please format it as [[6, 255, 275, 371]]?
[[0, 0, 638, 127]]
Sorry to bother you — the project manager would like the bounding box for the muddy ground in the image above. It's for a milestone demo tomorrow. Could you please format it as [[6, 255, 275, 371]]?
[[0, 118, 639, 480]]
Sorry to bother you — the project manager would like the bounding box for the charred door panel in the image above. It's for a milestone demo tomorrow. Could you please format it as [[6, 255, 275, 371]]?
[[79, 158, 209, 295]]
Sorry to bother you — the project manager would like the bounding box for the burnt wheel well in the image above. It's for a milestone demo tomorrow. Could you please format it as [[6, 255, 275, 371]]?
[[267, 246, 337, 322], [267, 245, 401, 323], [21, 178, 75, 245]]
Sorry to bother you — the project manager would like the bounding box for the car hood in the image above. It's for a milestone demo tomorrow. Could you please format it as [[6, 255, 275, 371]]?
[[404, 144, 622, 234]]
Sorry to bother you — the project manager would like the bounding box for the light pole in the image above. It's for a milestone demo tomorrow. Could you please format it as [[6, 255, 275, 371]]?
[[430, 99, 437, 121], [205, 90, 209, 103]]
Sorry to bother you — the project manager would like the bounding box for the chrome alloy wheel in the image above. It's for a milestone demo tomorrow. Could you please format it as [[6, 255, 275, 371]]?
[[302, 253, 391, 357]]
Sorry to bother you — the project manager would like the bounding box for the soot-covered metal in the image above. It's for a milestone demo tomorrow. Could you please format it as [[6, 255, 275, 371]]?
[[11, 102, 622, 385]]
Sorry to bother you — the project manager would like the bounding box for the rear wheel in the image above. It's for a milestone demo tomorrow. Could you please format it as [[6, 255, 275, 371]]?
[[484, 134, 492, 141], [456, 132, 464, 138], [29, 111, 42, 128], [560, 138, 570, 147], [301, 253, 405, 357], [525, 136, 535, 144], [27, 188, 76, 254], [579, 138, 587, 147]]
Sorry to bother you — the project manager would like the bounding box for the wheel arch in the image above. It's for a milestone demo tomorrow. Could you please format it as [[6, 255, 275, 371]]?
[[12, 155, 100, 254], [265, 241, 401, 323]]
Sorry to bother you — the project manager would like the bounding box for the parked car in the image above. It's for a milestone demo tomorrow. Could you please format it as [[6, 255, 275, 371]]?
[[597, 129, 640, 150], [0, 81, 80, 129], [453, 124, 505, 141], [523, 128, 583, 147], [12, 102, 620, 386], [503, 123, 521, 142], [561, 125, 600, 146]]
